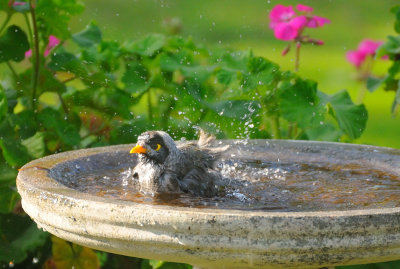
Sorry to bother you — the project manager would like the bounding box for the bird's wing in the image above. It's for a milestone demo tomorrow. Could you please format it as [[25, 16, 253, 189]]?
[[179, 167, 219, 197]]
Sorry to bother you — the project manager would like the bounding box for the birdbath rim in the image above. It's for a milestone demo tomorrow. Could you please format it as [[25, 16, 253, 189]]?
[[17, 139, 400, 217], [16, 139, 400, 268]]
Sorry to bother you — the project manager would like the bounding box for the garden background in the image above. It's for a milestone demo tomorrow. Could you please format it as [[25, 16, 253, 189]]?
[[77, 0, 400, 147], [1, 0, 400, 268]]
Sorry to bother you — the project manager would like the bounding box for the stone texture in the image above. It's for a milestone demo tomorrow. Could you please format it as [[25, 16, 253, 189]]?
[[16, 141, 400, 268]]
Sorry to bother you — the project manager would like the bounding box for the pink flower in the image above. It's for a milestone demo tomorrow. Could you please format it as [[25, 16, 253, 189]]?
[[12, 1, 26, 6], [296, 4, 313, 13], [269, 4, 296, 29], [25, 49, 32, 58], [346, 51, 365, 69], [358, 39, 383, 55], [44, 35, 60, 57], [269, 4, 330, 41], [25, 35, 61, 59], [307, 16, 331, 28], [346, 39, 383, 68]]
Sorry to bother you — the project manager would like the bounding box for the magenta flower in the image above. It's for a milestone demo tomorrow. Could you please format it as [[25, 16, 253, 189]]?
[[44, 35, 61, 57], [25, 49, 32, 58], [269, 4, 296, 29], [269, 4, 330, 41], [296, 4, 313, 13], [268, 4, 330, 71], [346, 39, 383, 68], [12, 1, 26, 6], [25, 35, 61, 59]]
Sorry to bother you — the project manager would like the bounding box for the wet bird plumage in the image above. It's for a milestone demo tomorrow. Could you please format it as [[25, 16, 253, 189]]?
[[130, 130, 227, 197]]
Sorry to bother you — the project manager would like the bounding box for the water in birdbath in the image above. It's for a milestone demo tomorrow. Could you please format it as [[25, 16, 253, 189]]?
[[50, 141, 400, 212]]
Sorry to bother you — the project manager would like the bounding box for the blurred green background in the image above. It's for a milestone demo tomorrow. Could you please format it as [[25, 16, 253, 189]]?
[[62, 0, 400, 148]]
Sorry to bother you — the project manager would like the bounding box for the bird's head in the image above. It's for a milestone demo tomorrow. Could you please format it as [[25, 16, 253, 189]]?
[[130, 131, 176, 164]]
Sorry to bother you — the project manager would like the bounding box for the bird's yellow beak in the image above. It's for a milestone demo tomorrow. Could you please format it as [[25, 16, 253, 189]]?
[[130, 145, 147, 154]]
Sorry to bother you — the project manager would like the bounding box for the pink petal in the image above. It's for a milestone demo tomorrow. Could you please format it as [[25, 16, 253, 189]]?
[[296, 4, 313, 12], [307, 16, 331, 28], [289, 16, 308, 30], [346, 50, 365, 68], [25, 49, 32, 58], [13, 1, 26, 6], [274, 22, 298, 41], [269, 4, 295, 23], [48, 35, 61, 48], [44, 35, 61, 57], [358, 39, 383, 55]]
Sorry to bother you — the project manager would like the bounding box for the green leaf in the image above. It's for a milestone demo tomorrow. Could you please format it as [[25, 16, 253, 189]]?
[[52, 236, 100, 269], [4, 88, 17, 113], [157, 262, 192, 269], [305, 123, 342, 142], [38, 108, 81, 147], [0, 119, 31, 167], [21, 132, 46, 159], [94, 88, 135, 119], [0, 160, 17, 188], [366, 77, 383, 93], [122, 62, 150, 94], [0, 25, 29, 62], [209, 100, 260, 119], [216, 68, 236, 85], [391, 81, 400, 115], [9, 110, 37, 139], [279, 78, 324, 128], [0, 86, 7, 122], [247, 56, 278, 74], [72, 22, 102, 48], [391, 6, 400, 33], [0, 213, 48, 264], [327, 90, 368, 140], [110, 120, 151, 145], [36, 0, 84, 39], [0, 187, 19, 214], [376, 36, 400, 57], [128, 33, 165, 57], [159, 51, 191, 71], [220, 51, 249, 72], [181, 65, 214, 83], [148, 260, 192, 269], [48, 48, 87, 77]]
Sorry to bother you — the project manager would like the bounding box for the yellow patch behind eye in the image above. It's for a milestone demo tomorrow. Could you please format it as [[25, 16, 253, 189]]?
[[155, 144, 161, 151]]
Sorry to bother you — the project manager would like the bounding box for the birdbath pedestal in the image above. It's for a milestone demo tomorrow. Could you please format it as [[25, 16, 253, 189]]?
[[17, 140, 400, 268]]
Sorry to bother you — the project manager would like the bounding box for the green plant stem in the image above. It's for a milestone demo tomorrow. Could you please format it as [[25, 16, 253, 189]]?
[[6, 61, 18, 81], [287, 123, 293, 139], [270, 116, 281, 139], [23, 12, 34, 48], [356, 84, 367, 104], [57, 92, 69, 116], [147, 90, 153, 123], [294, 42, 301, 72], [29, 0, 40, 111], [0, 12, 11, 34]]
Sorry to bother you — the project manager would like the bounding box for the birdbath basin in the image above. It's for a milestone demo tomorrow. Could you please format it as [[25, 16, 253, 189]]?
[[17, 140, 400, 268]]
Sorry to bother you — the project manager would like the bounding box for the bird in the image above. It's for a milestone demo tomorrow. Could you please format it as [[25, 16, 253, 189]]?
[[129, 129, 228, 197]]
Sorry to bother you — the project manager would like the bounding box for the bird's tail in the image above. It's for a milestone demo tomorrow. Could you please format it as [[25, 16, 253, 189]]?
[[196, 128, 229, 154]]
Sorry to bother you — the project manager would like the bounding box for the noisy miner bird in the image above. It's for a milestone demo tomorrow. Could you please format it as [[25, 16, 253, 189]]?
[[129, 130, 228, 197]]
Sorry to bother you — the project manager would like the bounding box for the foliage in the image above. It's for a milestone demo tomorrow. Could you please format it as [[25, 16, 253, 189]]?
[[369, 5, 400, 115], [0, 0, 370, 268]]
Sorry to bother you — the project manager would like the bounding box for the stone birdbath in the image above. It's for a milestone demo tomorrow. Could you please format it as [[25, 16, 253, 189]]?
[[16, 140, 400, 268]]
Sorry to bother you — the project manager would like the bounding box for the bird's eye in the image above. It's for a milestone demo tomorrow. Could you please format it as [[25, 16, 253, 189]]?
[[153, 144, 161, 151]]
